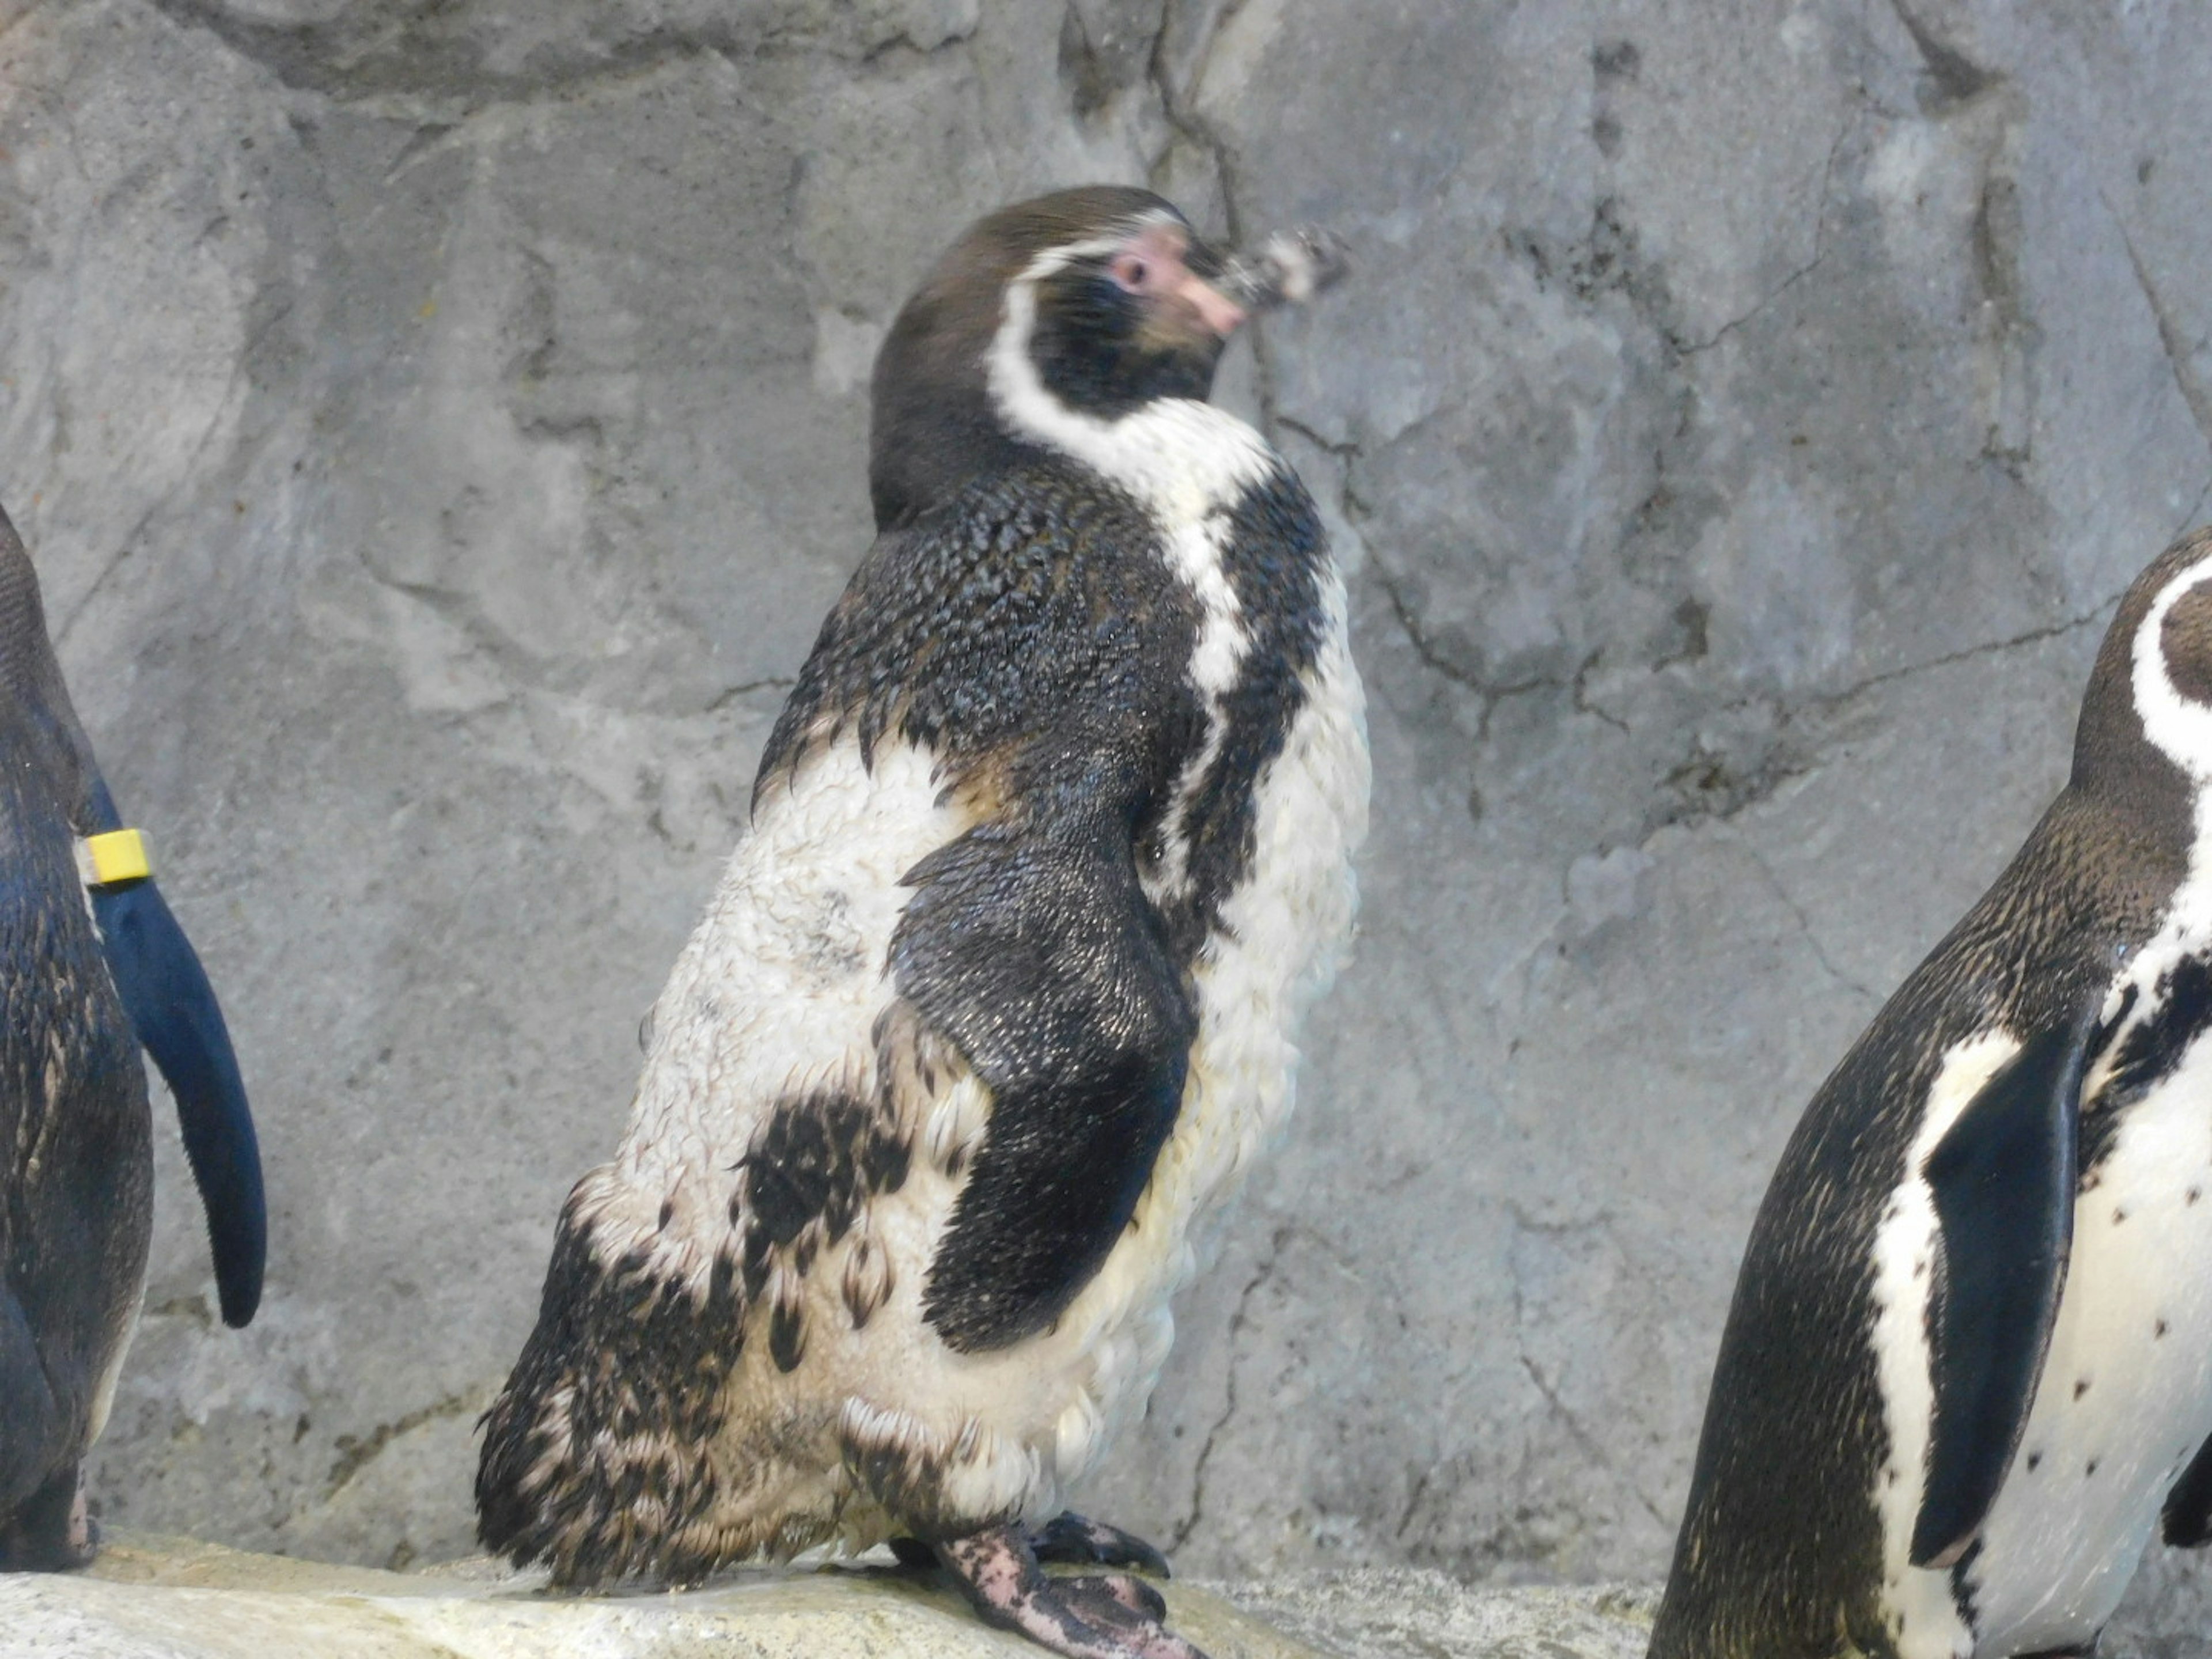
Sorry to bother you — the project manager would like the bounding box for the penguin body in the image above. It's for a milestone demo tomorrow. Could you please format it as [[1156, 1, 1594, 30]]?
[[0, 505, 264, 1570], [478, 188, 1361, 1656], [1652, 530, 2212, 1658]]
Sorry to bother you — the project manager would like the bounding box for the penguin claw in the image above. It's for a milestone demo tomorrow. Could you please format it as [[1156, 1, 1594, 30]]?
[[940, 1524, 1209, 1659], [1029, 1512, 1173, 1577]]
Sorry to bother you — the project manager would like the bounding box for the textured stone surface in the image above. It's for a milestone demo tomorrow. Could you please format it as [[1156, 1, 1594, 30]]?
[[0, 1536, 1664, 1659], [0, 1534, 1323, 1658], [1218, 1570, 1654, 1659], [1, 0, 2210, 1647]]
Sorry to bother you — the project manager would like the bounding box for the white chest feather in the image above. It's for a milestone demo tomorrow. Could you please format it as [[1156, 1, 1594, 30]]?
[[1872, 965, 2212, 1656], [1960, 1035, 2212, 1653]]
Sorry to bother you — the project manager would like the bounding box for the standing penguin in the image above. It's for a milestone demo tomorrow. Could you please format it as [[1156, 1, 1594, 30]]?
[[0, 502, 265, 1570], [1653, 528, 2212, 1658], [476, 186, 1363, 1659]]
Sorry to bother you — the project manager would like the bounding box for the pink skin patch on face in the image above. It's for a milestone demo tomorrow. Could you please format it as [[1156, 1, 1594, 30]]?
[[1109, 222, 1246, 338]]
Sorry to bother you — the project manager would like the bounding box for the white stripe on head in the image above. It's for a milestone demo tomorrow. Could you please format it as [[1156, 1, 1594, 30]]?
[[2131, 548, 2212, 780], [2088, 546, 2212, 1060]]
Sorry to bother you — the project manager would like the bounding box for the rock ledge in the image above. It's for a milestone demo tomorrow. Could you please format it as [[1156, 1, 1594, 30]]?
[[0, 1535, 1656, 1658]]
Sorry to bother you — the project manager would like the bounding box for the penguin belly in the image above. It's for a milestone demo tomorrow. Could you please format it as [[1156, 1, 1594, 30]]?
[[1956, 1024, 2212, 1654]]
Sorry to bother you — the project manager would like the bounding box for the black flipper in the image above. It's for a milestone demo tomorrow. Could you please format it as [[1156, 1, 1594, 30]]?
[[896, 824, 1194, 1354], [1911, 1015, 2091, 1568], [2162, 1430, 2212, 1547], [89, 872, 264, 1330]]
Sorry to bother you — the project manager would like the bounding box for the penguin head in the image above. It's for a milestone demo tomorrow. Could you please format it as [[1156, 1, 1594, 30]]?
[[869, 185, 1342, 528]]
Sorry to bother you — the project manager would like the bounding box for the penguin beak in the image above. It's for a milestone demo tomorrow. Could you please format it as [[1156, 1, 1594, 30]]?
[[1175, 270, 1247, 338]]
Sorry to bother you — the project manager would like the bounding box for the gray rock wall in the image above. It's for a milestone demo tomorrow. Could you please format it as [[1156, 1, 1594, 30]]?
[[5, 0, 2209, 1643]]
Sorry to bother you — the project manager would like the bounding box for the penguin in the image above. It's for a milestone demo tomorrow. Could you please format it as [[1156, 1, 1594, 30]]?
[[1650, 527, 2212, 1658], [0, 501, 265, 1571], [476, 185, 1364, 1659]]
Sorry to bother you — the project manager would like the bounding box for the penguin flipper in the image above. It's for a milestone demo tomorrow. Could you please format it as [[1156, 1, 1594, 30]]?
[[2161, 1430, 2212, 1547], [90, 878, 266, 1328], [1911, 1016, 2090, 1569], [894, 830, 1195, 1355]]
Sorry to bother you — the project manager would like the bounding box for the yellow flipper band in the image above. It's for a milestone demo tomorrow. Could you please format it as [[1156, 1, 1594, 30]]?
[[82, 828, 153, 887]]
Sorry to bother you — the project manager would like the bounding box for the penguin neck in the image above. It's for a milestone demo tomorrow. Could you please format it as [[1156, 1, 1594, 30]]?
[[2073, 572, 2212, 1031], [982, 275, 1278, 531]]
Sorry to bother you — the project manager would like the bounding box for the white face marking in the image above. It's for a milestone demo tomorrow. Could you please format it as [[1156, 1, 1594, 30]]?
[[1963, 1032, 2212, 1650], [2132, 549, 2212, 782], [1870, 1031, 2020, 1658]]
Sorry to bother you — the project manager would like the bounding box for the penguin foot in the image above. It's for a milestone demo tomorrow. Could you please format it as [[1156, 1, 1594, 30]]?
[[937, 1524, 1208, 1659], [1053, 1571, 1169, 1624], [0, 1463, 97, 1572], [1029, 1512, 1172, 1577]]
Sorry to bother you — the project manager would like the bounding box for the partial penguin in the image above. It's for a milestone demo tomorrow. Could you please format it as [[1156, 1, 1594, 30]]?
[[0, 502, 264, 1570], [477, 186, 1362, 1659], [1653, 527, 2212, 1657]]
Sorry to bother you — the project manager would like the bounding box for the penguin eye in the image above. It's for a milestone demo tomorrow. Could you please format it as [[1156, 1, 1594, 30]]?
[[1110, 252, 1153, 294]]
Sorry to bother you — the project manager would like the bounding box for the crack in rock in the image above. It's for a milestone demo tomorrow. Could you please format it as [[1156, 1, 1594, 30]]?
[[2112, 199, 2212, 463], [1168, 1225, 1285, 1553], [1504, 1208, 1669, 1531], [1737, 836, 1880, 1003], [1372, 563, 1562, 743], [1676, 119, 1850, 356], [1885, 0, 1998, 108], [323, 1386, 488, 1498], [1645, 599, 2117, 836]]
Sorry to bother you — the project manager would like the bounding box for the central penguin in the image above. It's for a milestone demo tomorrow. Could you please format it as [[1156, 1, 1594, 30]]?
[[1653, 528, 2212, 1658], [478, 187, 1364, 1659]]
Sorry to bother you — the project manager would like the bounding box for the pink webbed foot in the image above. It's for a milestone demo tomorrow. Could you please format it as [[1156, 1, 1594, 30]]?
[[925, 1523, 1206, 1659]]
